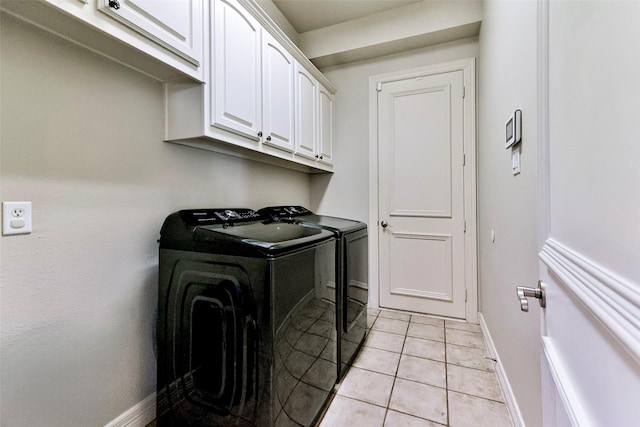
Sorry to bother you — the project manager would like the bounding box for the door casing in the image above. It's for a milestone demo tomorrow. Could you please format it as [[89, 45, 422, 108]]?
[[368, 58, 478, 322]]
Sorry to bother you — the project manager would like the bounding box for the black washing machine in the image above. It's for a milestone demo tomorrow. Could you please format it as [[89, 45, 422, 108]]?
[[157, 208, 337, 426], [258, 206, 368, 380]]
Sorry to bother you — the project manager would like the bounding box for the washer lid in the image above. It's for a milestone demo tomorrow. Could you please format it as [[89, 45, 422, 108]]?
[[259, 206, 366, 234], [195, 222, 334, 253]]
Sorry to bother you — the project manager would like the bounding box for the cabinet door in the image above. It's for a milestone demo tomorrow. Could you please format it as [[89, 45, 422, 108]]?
[[318, 86, 334, 165], [294, 63, 318, 160], [211, 0, 262, 140], [262, 32, 295, 152], [98, 0, 202, 67]]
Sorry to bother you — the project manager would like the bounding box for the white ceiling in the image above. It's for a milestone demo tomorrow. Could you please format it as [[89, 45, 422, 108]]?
[[272, 0, 422, 33]]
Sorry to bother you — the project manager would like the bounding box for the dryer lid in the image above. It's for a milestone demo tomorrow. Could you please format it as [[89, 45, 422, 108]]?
[[295, 214, 366, 234]]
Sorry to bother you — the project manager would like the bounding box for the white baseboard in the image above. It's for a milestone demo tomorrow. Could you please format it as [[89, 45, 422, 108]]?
[[105, 392, 156, 427], [479, 313, 524, 427]]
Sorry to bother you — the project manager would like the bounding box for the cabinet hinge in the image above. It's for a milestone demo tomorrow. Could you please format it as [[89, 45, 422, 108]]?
[[463, 153, 466, 166], [376, 82, 382, 92], [463, 85, 466, 98], [464, 221, 467, 233], [465, 289, 468, 302]]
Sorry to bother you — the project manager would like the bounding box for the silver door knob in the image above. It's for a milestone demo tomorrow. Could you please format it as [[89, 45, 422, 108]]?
[[516, 281, 546, 312], [381, 220, 389, 228]]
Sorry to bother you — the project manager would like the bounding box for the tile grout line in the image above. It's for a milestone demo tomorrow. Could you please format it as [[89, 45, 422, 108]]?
[[371, 313, 404, 423], [382, 320, 408, 427]]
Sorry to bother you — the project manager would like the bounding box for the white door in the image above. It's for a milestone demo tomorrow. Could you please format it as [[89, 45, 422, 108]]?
[[211, 0, 262, 140], [378, 70, 466, 319], [536, 1, 640, 425]]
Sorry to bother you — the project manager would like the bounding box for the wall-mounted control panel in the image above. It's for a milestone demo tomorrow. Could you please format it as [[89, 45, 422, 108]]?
[[505, 109, 522, 149], [506, 109, 522, 176], [3, 201, 32, 235]]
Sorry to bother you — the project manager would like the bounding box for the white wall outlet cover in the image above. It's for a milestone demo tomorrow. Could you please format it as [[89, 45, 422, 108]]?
[[3, 201, 32, 235]]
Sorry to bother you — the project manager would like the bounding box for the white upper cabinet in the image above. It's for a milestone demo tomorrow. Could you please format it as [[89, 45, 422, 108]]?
[[0, 0, 205, 81], [211, 0, 262, 140], [212, 1, 295, 150], [262, 31, 295, 153], [97, 0, 203, 70], [295, 63, 334, 166], [163, 0, 336, 173]]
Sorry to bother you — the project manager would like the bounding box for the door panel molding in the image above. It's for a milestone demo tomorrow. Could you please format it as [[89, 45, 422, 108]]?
[[390, 210, 452, 218], [390, 231, 452, 240], [388, 83, 453, 219], [368, 58, 477, 322], [390, 288, 452, 301], [541, 336, 590, 427], [389, 232, 454, 302], [540, 238, 640, 363], [539, 264, 640, 426], [387, 234, 455, 306]]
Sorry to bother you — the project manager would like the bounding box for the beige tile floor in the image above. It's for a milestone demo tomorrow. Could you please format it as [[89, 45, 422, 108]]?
[[146, 309, 513, 427], [318, 308, 513, 427]]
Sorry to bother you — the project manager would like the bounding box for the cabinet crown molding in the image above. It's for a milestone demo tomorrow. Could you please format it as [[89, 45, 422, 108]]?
[[238, 0, 337, 94]]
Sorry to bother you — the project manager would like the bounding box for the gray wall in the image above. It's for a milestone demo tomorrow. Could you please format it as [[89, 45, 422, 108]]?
[[0, 14, 310, 426], [477, 1, 542, 425]]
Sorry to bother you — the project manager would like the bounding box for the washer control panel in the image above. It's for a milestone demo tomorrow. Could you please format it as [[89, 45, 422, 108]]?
[[180, 208, 262, 226], [259, 206, 312, 221]]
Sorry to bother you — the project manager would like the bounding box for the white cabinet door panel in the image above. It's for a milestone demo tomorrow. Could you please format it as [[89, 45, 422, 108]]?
[[211, 0, 262, 140], [98, 0, 202, 66], [263, 32, 295, 152], [318, 86, 334, 165], [294, 63, 318, 160]]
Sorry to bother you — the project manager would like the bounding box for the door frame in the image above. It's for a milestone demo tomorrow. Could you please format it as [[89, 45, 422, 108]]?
[[367, 58, 478, 322]]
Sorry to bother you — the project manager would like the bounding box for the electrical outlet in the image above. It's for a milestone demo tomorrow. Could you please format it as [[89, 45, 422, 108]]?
[[3, 201, 32, 235], [12, 208, 26, 217]]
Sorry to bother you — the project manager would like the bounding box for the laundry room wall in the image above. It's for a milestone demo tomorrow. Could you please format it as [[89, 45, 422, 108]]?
[[0, 14, 310, 427], [309, 37, 478, 223], [477, 1, 541, 425]]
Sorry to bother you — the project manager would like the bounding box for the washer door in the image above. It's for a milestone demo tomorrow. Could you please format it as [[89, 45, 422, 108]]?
[[159, 261, 259, 424], [180, 280, 257, 410]]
